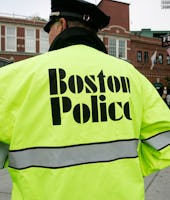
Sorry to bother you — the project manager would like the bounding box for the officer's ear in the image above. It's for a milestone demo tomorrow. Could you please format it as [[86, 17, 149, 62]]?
[[49, 17, 67, 45], [58, 18, 67, 32]]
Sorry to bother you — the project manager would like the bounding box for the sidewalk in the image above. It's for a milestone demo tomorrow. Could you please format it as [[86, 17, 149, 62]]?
[[145, 167, 170, 200], [0, 169, 11, 200], [0, 167, 170, 200]]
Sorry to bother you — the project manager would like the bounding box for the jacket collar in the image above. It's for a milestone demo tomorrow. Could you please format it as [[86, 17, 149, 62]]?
[[49, 27, 107, 54]]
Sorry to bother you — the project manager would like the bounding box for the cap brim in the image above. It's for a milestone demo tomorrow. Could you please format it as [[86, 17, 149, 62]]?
[[44, 19, 54, 33]]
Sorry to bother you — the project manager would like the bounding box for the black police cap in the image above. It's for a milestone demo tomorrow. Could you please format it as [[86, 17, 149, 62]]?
[[44, 0, 110, 33]]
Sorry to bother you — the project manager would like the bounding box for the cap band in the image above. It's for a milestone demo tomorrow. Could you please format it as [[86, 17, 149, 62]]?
[[50, 11, 61, 17], [50, 11, 90, 22]]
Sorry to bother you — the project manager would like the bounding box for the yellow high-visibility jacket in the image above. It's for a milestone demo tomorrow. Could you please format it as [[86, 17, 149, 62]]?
[[0, 45, 170, 200]]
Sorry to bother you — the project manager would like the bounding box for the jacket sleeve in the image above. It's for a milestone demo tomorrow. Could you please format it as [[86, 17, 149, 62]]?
[[0, 66, 15, 145], [0, 67, 15, 168], [138, 75, 170, 176], [0, 63, 27, 168]]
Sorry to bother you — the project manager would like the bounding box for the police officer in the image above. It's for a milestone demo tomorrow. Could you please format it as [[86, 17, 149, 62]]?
[[0, 0, 170, 200]]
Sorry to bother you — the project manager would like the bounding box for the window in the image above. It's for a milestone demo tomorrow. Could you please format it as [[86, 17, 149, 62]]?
[[108, 38, 116, 57], [144, 51, 149, 63], [158, 54, 163, 64], [40, 30, 49, 53], [137, 51, 142, 62], [118, 40, 126, 58], [167, 55, 170, 64], [108, 37, 127, 59], [6, 26, 16, 51], [25, 28, 36, 53]]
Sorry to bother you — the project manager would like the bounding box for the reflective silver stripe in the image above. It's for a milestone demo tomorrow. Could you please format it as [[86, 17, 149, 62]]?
[[0, 142, 9, 169], [144, 131, 170, 150], [9, 140, 138, 169]]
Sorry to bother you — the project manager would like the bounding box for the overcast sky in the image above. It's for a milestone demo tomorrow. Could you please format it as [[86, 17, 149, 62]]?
[[0, 0, 170, 31]]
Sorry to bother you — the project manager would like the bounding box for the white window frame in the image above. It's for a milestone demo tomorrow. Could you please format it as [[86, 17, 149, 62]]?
[[108, 37, 127, 60], [97, 34, 104, 42], [5, 26, 16, 52], [25, 28, 36, 53], [39, 29, 49, 53]]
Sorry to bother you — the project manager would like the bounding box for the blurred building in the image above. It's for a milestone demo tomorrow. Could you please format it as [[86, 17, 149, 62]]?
[[0, 14, 49, 62], [130, 29, 170, 92], [98, 0, 170, 89], [0, 0, 170, 90]]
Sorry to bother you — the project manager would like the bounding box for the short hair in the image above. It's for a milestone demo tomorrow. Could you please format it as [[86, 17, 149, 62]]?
[[66, 19, 97, 32]]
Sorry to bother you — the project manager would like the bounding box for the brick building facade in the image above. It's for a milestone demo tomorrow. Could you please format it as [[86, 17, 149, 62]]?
[[0, 15, 49, 62], [129, 34, 170, 86], [0, 0, 170, 89], [98, 0, 170, 88]]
